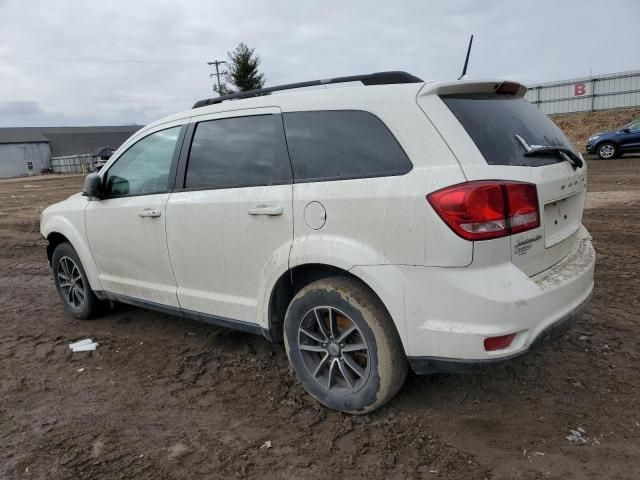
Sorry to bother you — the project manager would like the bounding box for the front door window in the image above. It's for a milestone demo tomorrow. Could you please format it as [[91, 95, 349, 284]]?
[[104, 127, 181, 196]]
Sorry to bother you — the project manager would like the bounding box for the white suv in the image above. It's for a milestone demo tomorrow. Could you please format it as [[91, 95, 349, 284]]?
[[41, 72, 595, 413]]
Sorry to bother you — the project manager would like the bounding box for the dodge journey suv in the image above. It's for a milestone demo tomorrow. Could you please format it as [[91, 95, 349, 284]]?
[[41, 72, 595, 413]]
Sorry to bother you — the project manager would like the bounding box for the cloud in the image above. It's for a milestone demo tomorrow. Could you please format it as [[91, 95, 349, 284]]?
[[0, 101, 44, 115], [0, 0, 638, 127]]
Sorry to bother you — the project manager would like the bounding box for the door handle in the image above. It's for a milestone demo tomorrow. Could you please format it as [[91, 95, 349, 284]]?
[[138, 208, 161, 218], [248, 204, 283, 216]]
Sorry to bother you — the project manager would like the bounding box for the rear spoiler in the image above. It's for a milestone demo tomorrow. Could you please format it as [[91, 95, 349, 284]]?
[[419, 80, 527, 98]]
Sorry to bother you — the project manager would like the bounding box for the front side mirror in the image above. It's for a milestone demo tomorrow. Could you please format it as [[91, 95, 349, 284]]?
[[106, 175, 129, 195], [83, 172, 104, 198], [620, 127, 631, 133]]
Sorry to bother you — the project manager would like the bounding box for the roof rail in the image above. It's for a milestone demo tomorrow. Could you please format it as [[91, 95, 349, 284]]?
[[192, 71, 423, 108]]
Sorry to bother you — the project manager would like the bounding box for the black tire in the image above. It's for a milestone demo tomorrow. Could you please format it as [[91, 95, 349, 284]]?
[[597, 142, 618, 160], [51, 242, 101, 320], [283, 276, 408, 414]]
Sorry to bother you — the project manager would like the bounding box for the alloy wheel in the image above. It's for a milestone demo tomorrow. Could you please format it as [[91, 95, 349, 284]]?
[[56, 256, 85, 309], [297, 306, 370, 394], [599, 144, 615, 159]]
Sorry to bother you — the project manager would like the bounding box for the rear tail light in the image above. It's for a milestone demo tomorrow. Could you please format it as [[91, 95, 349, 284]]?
[[484, 333, 516, 351], [427, 181, 540, 241]]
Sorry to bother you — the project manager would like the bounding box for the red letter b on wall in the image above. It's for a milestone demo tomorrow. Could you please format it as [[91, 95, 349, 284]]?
[[574, 83, 586, 96]]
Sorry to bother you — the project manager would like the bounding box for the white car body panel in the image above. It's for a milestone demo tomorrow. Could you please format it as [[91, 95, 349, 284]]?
[[85, 192, 179, 306], [355, 226, 594, 359], [40, 193, 102, 291], [166, 183, 293, 324]]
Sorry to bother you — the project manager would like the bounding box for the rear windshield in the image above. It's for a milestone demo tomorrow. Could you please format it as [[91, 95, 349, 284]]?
[[441, 94, 576, 167]]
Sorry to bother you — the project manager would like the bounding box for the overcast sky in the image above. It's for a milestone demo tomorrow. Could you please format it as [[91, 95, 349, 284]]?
[[0, 0, 638, 127]]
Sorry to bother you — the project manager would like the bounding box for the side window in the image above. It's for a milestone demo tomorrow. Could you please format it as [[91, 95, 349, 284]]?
[[628, 121, 640, 132], [282, 110, 412, 183], [185, 114, 292, 190], [104, 126, 181, 196]]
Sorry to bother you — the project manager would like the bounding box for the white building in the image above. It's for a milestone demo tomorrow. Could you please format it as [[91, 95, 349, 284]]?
[[0, 130, 51, 177], [526, 70, 640, 114]]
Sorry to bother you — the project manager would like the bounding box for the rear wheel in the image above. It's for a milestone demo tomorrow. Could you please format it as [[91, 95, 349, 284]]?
[[284, 276, 407, 414], [597, 142, 618, 159], [52, 242, 101, 320]]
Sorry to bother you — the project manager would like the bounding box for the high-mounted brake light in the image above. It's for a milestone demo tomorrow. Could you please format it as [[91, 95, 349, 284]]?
[[495, 81, 522, 95], [427, 181, 540, 241]]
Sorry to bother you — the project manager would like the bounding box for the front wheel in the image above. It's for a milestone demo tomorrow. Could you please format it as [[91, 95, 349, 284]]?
[[597, 142, 618, 159], [51, 242, 101, 320], [284, 277, 407, 414]]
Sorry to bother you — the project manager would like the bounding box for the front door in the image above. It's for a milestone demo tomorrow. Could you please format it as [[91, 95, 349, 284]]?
[[85, 124, 184, 307], [166, 108, 293, 324]]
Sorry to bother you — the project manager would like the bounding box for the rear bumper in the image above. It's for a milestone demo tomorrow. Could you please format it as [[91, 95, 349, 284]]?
[[407, 291, 591, 374], [351, 226, 595, 369]]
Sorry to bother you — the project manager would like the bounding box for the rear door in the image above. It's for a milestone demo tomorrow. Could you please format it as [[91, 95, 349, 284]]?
[[418, 82, 587, 276], [165, 108, 293, 324]]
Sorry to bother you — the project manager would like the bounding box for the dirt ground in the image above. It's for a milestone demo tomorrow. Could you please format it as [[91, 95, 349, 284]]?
[[1, 155, 640, 479]]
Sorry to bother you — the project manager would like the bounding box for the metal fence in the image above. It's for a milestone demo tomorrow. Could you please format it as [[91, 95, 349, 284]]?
[[50, 154, 95, 174], [525, 70, 640, 114]]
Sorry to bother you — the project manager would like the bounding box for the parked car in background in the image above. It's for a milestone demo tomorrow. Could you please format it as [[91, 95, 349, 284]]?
[[92, 146, 115, 171], [586, 118, 640, 159], [40, 72, 595, 413]]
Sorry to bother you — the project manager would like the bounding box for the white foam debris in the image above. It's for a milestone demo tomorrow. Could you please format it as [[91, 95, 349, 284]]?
[[69, 339, 98, 352], [566, 426, 599, 445]]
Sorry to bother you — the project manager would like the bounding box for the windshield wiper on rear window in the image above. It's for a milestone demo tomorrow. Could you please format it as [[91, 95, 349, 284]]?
[[515, 134, 583, 170]]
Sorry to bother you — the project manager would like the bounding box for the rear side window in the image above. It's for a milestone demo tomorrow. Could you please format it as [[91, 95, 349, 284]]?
[[442, 94, 576, 167], [282, 110, 412, 182], [185, 114, 292, 189]]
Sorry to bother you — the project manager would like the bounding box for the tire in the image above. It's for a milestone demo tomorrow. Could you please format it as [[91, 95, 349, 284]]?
[[283, 276, 408, 414], [597, 142, 618, 160], [51, 242, 101, 320]]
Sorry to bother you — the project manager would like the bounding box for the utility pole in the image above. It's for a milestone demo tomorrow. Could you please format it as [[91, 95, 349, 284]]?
[[207, 60, 227, 94]]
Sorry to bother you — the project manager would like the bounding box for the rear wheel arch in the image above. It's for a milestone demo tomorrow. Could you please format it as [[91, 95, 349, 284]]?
[[267, 264, 400, 346], [283, 275, 408, 413]]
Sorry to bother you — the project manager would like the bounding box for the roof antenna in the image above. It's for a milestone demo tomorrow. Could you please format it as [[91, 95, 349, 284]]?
[[457, 34, 474, 80]]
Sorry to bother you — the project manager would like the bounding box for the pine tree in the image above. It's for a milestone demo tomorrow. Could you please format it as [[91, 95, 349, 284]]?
[[213, 83, 234, 96], [225, 43, 265, 92]]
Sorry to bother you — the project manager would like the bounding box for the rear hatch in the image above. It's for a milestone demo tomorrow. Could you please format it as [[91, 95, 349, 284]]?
[[418, 81, 587, 276]]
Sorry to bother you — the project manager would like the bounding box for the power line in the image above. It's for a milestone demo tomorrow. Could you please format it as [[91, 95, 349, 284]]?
[[0, 57, 207, 64], [0, 99, 194, 104]]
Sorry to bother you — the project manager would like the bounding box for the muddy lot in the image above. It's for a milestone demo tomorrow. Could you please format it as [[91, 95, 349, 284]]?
[[1, 157, 639, 479]]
